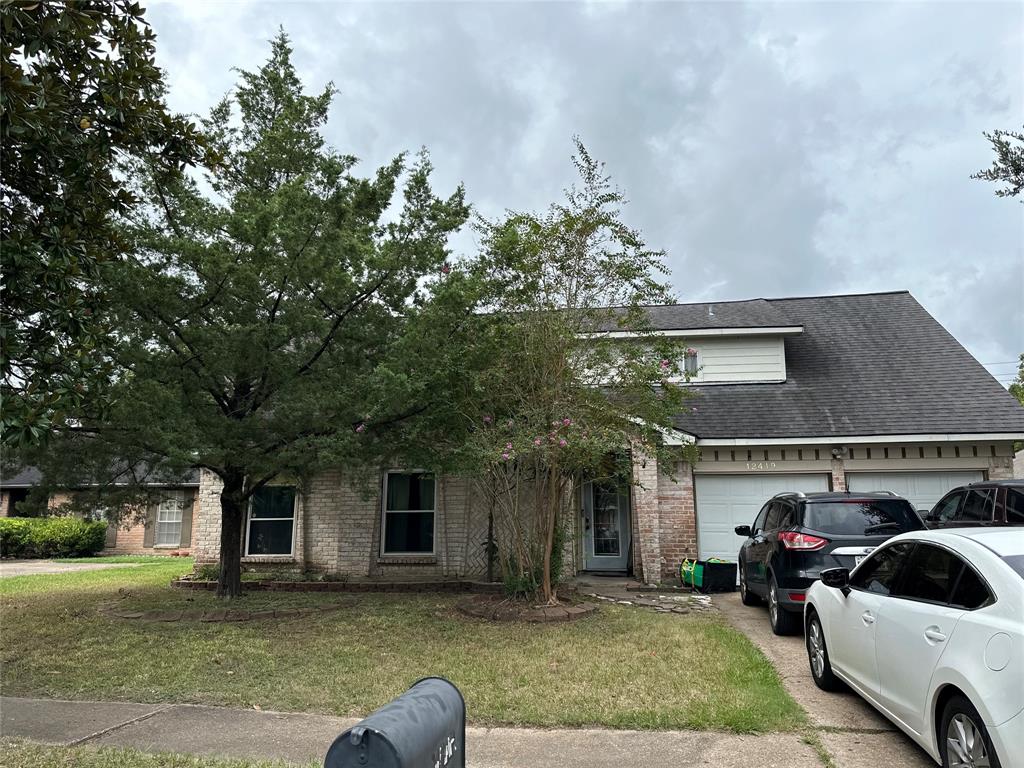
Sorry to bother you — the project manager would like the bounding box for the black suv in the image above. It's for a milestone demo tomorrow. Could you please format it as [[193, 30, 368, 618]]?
[[735, 491, 925, 635], [924, 480, 1024, 528]]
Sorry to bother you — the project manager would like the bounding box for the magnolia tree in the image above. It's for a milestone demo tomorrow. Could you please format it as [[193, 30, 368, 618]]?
[[460, 142, 695, 604]]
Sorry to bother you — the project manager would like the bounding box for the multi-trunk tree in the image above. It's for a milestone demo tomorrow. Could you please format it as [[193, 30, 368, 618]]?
[[66, 33, 473, 597], [458, 141, 694, 604]]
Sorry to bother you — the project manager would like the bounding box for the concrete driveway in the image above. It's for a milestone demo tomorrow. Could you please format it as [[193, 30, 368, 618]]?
[[714, 591, 935, 768], [0, 559, 144, 578]]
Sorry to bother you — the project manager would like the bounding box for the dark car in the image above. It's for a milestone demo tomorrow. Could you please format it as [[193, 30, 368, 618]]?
[[735, 491, 925, 635], [923, 480, 1024, 528]]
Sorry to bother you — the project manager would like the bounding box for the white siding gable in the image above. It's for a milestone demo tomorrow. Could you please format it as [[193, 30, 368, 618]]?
[[686, 336, 786, 384]]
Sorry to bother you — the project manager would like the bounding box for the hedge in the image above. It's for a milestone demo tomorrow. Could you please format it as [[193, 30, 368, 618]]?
[[0, 517, 108, 558]]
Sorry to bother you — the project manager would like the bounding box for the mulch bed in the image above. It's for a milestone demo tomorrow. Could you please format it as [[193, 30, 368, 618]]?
[[456, 593, 599, 623]]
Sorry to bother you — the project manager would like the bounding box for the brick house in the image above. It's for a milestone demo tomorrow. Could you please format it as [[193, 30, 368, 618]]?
[[0, 466, 200, 555], [189, 290, 1024, 584]]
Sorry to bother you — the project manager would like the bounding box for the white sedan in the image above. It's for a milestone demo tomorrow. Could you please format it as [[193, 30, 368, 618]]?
[[804, 528, 1024, 768]]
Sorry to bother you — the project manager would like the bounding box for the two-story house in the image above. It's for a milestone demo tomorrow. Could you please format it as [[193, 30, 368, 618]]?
[[188, 290, 1024, 584]]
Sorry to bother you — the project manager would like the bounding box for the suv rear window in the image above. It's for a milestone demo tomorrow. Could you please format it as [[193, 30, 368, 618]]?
[[803, 499, 924, 536]]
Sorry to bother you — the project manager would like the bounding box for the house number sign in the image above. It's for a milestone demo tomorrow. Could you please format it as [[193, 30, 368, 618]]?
[[745, 461, 778, 471]]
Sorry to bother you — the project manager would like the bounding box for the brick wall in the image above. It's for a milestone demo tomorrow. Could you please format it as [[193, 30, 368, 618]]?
[[656, 461, 697, 582], [830, 458, 847, 491], [0, 491, 9, 517]]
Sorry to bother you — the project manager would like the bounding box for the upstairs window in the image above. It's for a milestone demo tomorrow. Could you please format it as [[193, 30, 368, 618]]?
[[382, 471, 435, 555]]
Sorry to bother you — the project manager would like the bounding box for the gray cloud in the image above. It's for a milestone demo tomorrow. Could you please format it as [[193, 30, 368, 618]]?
[[147, 0, 1024, 384]]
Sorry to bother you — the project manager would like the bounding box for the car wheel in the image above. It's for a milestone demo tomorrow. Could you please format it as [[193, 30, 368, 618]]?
[[940, 694, 1001, 768], [739, 564, 761, 606], [768, 576, 800, 636], [806, 611, 842, 691]]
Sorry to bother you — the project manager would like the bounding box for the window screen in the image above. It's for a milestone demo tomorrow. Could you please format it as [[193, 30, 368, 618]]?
[[246, 486, 295, 556], [382, 472, 435, 554]]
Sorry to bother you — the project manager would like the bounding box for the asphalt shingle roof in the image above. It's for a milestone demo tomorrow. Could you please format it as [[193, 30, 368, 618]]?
[[601, 298, 798, 331], [671, 291, 1024, 440]]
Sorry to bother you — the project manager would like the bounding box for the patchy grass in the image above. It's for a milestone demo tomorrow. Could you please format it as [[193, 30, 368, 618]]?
[[0, 564, 804, 732], [56, 554, 190, 564], [0, 740, 316, 768]]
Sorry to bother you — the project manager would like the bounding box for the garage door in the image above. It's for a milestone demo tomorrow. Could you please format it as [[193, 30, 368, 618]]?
[[846, 471, 984, 513], [694, 473, 830, 562]]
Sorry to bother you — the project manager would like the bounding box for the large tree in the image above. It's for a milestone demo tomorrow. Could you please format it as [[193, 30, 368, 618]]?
[[458, 141, 694, 603], [0, 1, 203, 447], [67, 33, 470, 597]]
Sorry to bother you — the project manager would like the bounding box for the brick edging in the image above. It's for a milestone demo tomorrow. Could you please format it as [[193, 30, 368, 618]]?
[[171, 578, 504, 594]]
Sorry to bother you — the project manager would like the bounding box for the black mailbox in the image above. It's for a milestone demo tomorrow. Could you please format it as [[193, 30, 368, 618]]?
[[324, 677, 465, 768]]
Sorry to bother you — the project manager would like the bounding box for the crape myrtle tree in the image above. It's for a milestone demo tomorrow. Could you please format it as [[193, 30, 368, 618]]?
[[85, 33, 471, 597], [972, 126, 1024, 201], [0, 1, 203, 447], [459, 141, 695, 604]]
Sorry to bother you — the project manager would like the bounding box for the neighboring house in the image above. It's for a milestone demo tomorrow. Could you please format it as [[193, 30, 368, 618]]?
[[0, 467, 200, 554], [191, 290, 1024, 584], [1014, 449, 1024, 479]]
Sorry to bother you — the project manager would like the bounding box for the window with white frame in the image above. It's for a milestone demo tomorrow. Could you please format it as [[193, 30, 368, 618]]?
[[155, 491, 185, 547], [382, 471, 435, 555], [246, 486, 296, 556]]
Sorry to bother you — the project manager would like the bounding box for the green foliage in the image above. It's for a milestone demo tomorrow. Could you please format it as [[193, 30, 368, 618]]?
[[52, 32, 472, 597], [0, 517, 107, 558], [973, 126, 1024, 201], [0, 1, 204, 446], [459, 140, 693, 602], [1009, 354, 1024, 407]]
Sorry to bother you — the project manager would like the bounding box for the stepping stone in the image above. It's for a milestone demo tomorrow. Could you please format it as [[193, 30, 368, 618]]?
[[201, 610, 228, 622]]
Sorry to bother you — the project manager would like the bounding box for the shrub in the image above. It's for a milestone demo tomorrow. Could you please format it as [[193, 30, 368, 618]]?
[[0, 517, 108, 558]]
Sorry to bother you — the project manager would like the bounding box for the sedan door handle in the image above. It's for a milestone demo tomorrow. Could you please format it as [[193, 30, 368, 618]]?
[[861, 611, 875, 626], [924, 626, 947, 643]]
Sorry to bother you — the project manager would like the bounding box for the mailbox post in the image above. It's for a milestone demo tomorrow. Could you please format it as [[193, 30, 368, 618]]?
[[324, 677, 466, 768]]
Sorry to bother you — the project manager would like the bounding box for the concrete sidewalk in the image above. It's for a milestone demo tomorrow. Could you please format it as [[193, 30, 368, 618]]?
[[0, 695, 822, 767]]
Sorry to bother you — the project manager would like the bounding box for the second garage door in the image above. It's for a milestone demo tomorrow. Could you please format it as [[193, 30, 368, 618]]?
[[846, 471, 984, 513], [694, 473, 830, 562]]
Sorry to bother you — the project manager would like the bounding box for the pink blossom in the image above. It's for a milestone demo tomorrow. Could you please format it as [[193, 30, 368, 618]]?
[[355, 423, 366, 433], [685, 347, 698, 356], [483, 415, 492, 424], [533, 437, 542, 446], [501, 452, 511, 461], [562, 418, 571, 427], [441, 262, 451, 275], [559, 438, 567, 447], [506, 442, 513, 450], [660, 359, 670, 370]]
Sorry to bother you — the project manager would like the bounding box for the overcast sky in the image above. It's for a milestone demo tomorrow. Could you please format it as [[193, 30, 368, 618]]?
[[147, 0, 1024, 386]]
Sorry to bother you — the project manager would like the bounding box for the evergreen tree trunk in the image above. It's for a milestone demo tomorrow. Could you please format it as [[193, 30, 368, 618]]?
[[216, 472, 245, 599]]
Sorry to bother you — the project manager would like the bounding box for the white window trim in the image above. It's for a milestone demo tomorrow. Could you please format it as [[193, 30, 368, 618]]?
[[380, 469, 438, 557], [244, 487, 298, 558], [155, 491, 185, 548]]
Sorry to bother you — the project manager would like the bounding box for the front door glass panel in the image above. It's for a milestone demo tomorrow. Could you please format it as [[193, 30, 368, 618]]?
[[593, 484, 621, 556]]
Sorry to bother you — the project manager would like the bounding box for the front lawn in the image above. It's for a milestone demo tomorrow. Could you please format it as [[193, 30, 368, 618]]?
[[1, 740, 316, 768], [0, 562, 804, 732]]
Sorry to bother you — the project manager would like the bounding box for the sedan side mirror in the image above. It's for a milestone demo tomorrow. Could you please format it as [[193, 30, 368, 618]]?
[[734, 525, 752, 538], [820, 567, 850, 595]]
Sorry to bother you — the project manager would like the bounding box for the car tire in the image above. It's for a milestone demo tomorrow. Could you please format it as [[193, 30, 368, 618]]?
[[806, 610, 843, 692], [940, 694, 1001, 768], [739, 563, 761, 606], [768, 576, 800, 636]]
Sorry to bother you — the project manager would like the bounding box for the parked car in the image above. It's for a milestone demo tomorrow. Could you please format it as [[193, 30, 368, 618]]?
[[924, 480, 1024, 529], [804, 528, 1024, 768], [735, 491, 925, 635]]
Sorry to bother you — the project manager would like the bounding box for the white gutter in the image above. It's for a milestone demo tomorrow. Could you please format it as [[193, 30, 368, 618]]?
[[587, 325, 804, 339], [677, 433, 1024, 447]]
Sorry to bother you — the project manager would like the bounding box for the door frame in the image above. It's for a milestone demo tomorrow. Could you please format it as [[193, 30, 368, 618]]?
[[581, 480, 632, 573]]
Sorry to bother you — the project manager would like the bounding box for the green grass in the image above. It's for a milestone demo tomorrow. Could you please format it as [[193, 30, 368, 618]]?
[[0, 563, 804, 732], [56, 554, 188, 564], [0, 740, 317, 768]]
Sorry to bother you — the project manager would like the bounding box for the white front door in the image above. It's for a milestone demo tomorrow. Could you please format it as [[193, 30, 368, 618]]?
[[846, 471, 983, 513], [583, 481, 631, 572], [693, 473, 830, 562]]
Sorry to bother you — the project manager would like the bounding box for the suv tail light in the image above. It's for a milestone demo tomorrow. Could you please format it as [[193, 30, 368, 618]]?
[[779, 531, 829, 551]]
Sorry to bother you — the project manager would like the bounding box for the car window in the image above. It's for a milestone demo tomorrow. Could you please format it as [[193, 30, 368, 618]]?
[[752, 504, 770, 534], [949, 564, 992, 610], [803, 500, 923, 535], [930, 492, 963, 523], [996, 489, 1024, 524], [777, 502, 795, 530], [894, 543, 963, 604], [850, 542, 914, 595], [958, 489, 995, 522], [764, 502, 785, 531]]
